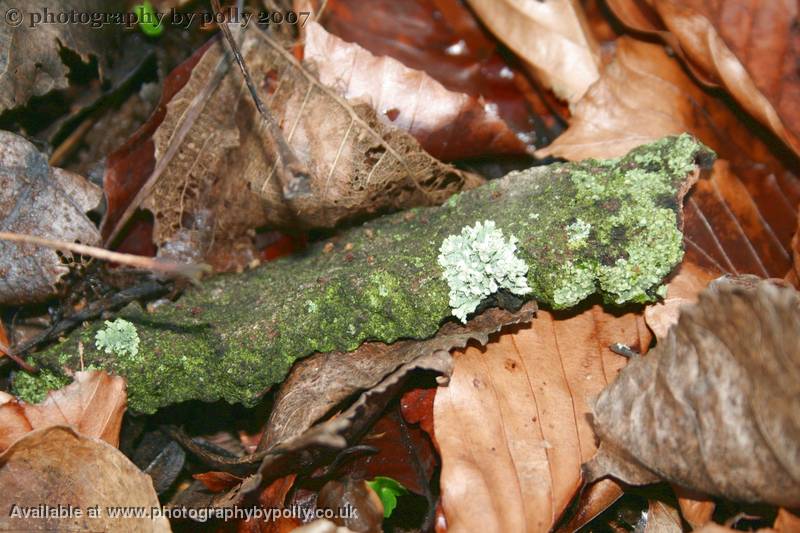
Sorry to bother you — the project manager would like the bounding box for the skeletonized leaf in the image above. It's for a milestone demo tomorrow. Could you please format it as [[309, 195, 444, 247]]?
[[0, 426, 170, 532], [116, 26, 477, 265], [605, 0, 800, 156], [303, 21, 531, 161], [0, 370, 126, 452], [0, 0, 124, 112], [587, 278, 800, 508], [465, 0, 601, 103], [0, 130, 101, 304], [434, 306, 650, 533]]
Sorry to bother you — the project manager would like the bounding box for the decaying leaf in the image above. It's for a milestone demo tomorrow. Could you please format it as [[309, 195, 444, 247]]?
[[262, 303, 536, 449], [465, 0, 601, 103], [644, 500, 683, 533], [114, 24, 477, 265], [0, 370, 126, 451], [0, 0, 124, 112], [605, 0, 800, 156], [303, 21, 531, 161], [0, 426, 170, 532], [0, 130, 101, 305], [587, 278, 800, 508], [644, 262, 716, 338], [434, 306, 650, 533]]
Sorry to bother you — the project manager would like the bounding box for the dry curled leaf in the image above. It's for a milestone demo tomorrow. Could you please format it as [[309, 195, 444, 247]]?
[[0, 370, 126, 451], [303, 21, 531, 161], [605, 0, 800, 156], [434, 306, 650, 533], [0, 0, 124, 112], [587, 278, 800, 508], [465, 0, 601, 103], [0, 426, 170, 532], [111, 26, 477, 266], [0, 130, 101, 305], [262, 303, 536, 450], [644, 500, 683, 533]]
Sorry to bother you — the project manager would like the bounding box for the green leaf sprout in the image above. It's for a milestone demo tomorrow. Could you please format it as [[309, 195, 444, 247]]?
[[367, 476, 408, 518], [134, 1, 164, 37]]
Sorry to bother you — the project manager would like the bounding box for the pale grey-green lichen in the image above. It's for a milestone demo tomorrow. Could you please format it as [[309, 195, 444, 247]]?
[[438, 220, 532, 322], [567, 219, 592, 249], [95, 318, 140, 358]]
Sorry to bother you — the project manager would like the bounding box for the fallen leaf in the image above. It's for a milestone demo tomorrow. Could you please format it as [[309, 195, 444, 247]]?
[[605, 0, 800, 156], [303, 21, 531, 161], [0, 426, 170, 532], [554, 479, 625, 533], [775, 508, 800, 532], [0, 370, 126, 451], [465, 0, 601, 103], [0, 0, 125, 112], [673, 486, 715, 529], [434, 305, 650, 533], [587, 278, 800, 508], [0, 131, 101, 305], [262, 303, 536, 449], [644, 262, 716, 338], [317, 477, 384, 533], [537, 35, 800, 287], [644, 500, 683, 533], [312, 0, 562, 142], [111, 25, 477, 266]]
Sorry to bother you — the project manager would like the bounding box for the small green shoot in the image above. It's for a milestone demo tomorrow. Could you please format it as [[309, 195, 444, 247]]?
[[367, 476, 408, 518], [134, 1, 164, 37]]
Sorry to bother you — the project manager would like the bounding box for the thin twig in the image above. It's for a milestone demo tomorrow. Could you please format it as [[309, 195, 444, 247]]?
[[0, 232, 209, 280], [211, 0, 311, 199], [10, 280, 169, 356], [0, 339, 37, 372]]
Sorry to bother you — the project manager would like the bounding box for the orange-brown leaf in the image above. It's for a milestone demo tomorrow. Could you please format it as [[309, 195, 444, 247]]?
[[433, 306, 649, 533], [465, 0, 602, 103], [304, 22, 531, 161], [605, 0, 800, 156], [0, 371, 126, 452]]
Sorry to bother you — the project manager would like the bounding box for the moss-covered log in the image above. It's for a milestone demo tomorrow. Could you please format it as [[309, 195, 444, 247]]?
[[25, 135, 713, 412]]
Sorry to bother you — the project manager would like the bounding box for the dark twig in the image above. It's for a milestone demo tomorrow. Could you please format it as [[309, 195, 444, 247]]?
[[11, 280, 170, 357], [210, 0, 311, 199]]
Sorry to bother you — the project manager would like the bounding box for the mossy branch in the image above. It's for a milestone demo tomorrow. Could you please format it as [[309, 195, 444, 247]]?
[[26, 135, 714, 412]]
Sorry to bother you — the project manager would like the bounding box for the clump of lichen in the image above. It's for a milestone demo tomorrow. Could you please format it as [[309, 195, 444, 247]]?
[[12, 368, 71, 404], [95, 318, 140, 358], [438, 220, 531, 322]]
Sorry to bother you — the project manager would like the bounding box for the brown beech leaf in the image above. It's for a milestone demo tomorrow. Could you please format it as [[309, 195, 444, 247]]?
[[434, 305, 650, 533], [465, 0, 601, 103], [303, 21, 531, 161], [775, 508, 800, 532], [673, 486, 715, 529], [554, 478, 624, 533], [0, 426, 170, 532], [0, 370, 126, 451], [0, 0, 124, 112], [644, 262, 716, 338], [537, 37, 800, 281], [311, 0, 563, 143], [605, 0, 800, 156], [587, 278, 800, 508], [0, 130, 101, 305], [262, 303, 536, 450], [644, 500, 683, 533]]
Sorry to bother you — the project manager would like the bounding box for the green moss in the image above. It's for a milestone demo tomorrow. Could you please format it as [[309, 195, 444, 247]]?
[[12, 369, 71, 403], [30, 135, 714, 413]]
